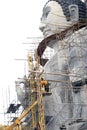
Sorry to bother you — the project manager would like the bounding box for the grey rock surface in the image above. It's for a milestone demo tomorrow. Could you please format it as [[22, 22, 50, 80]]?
[[43, 27, 87, 130]]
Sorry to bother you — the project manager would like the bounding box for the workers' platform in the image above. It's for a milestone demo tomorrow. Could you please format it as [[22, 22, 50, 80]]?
[[31, 90, 52, 96], [42, 92, 52, 96]]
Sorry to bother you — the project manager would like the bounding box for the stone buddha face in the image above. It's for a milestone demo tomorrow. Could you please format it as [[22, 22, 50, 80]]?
[[39, 0, 86, 38], [39, 1, 72, 38]]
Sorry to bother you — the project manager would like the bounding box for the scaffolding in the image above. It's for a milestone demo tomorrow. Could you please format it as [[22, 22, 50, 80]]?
[[5, 50, 47, 130], [1, 1, 87, 129], [35, 21, 87, 130], [3, 20, 87, 130]]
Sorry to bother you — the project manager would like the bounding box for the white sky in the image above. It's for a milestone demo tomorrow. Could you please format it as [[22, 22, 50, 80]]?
[[0, 0, 47, 124]]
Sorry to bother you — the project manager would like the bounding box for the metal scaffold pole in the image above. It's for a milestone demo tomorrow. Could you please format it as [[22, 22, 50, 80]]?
[[5, 101, 38, 130], [27, 52, 37, 129], [35, 53, 46, 130]]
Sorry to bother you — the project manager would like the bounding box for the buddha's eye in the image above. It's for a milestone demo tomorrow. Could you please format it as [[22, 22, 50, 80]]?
[[42, 6, 51, 18], [45, 11, 50, 17]]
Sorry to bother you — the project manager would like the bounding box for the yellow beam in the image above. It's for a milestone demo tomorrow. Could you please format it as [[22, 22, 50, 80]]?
[[6, 100, 38, 130]]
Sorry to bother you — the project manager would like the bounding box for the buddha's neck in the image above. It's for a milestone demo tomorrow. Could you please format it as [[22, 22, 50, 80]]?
[[52, 40, 65, 53]]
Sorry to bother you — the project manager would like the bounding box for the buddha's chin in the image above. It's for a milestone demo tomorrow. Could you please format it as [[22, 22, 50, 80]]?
[[43, 32, 54, 38], [43, 29, 64, 38]]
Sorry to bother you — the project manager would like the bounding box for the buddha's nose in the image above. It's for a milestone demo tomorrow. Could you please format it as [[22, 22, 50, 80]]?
[[39, 22, 46, 32]]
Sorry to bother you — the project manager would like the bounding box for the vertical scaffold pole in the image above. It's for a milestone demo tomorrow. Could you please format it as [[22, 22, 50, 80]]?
[[35, 53, 46, 130], [27, 52, 37, 129]]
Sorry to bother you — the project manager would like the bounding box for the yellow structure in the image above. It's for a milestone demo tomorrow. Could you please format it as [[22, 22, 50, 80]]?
[[5, 101, 38, 130], [27, 53, 37, 129], [35, 55, 46, 130], [6, 52, 46, 130]]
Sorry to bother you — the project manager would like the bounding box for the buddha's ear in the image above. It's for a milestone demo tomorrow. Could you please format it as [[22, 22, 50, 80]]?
[[69, 4, 79, 22]]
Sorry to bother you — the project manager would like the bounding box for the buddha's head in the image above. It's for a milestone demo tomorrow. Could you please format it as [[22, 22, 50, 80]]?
[[39, 0, 86, 38]]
